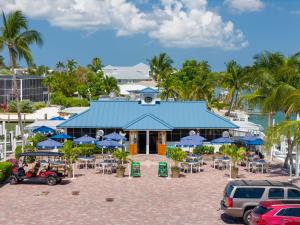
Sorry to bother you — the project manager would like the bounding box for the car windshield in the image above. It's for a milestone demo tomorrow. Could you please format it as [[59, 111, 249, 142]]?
[[253, 206, 272, 215]]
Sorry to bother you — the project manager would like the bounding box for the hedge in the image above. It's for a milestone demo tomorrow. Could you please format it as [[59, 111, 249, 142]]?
[[0, 162, 13, 182]]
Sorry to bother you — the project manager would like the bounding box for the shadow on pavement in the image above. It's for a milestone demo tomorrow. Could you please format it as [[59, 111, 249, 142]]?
[[220, 213, 244, 224]]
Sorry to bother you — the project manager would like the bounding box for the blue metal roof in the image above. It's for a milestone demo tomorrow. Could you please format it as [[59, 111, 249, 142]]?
[[58, 100, 238, 130], [123, 114, 173, 131], [138, 87, 159, 94]]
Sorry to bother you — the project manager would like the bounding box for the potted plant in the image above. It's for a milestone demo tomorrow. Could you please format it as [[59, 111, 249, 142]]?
[[113, 149, 128, 177], [60, 141, 79, 178], [170, 148, 186, 178], [223, 145, 246, 179]]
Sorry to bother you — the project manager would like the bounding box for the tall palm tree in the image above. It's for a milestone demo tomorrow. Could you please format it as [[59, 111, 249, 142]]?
[[102, 76, 119, 95], [159, 71, 178, 100], [67, 59, 77, 73], [223, 60, 248, 116], [87, 57, 102, 73], [148, 53, 173, 83], [56, 61, 65, 72], [0, 10, 43, 139]]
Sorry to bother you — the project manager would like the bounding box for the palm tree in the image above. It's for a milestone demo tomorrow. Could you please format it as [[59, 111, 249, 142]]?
[[87, 57, 102, 73], [67, 59, 77, 73], [102, 76, 119, 95], [159, 71, 178, 100], [0, 10, 43, 139], [223, 60, 248, 116], [56, 61, 65, 72], [148, 53, 173, 83]]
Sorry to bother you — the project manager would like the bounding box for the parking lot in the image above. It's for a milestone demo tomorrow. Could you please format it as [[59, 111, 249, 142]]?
[[0, 155, 298, 225]]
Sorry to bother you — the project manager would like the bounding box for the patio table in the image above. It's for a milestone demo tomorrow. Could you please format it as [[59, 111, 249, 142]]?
[[213, 158, 230, 169], [184, 160, 200, 174], [78, 156, 96, 169], [249, 160, 267, 174], [187, 155, 203, 165], [99, 159, 118, 174]]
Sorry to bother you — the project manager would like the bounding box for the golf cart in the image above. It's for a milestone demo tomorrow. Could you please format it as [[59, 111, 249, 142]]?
[[10, 151, 66, 186]]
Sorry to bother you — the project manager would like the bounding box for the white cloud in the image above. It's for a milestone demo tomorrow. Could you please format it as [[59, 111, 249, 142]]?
[[149, 0, 248, 49], [0, 0, 248, 50], [224, 0, 264, 13]]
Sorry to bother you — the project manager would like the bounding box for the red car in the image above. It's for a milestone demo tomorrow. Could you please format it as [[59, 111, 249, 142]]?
[[249, 200, 300, 225]]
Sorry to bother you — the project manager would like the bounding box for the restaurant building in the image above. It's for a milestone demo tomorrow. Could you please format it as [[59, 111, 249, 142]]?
[[58, 88, 238, 155]]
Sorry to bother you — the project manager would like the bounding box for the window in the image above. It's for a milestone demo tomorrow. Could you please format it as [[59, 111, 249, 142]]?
[[233, 188, 265, 199], [225, 184, 234, 197], [277, 208, 300, 217], [253, 206, 272, 215], [268, 188, 284, 199], [288, 189, 300, 199]]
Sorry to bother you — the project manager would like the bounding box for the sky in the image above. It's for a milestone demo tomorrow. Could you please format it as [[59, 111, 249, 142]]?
[[0, 0, 300, 71]]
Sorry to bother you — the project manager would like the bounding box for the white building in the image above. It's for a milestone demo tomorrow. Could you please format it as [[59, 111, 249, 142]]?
[[102, 63, 152, 84]]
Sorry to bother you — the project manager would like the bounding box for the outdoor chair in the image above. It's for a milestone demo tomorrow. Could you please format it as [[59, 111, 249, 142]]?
[[181, 163, 190, 173]]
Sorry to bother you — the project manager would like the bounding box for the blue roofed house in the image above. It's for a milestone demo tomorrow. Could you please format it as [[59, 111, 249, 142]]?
[[58, 88, 238, 155]]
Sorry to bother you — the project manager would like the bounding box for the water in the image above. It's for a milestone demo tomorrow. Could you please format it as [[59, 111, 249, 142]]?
[[249, 112, 294, 131]]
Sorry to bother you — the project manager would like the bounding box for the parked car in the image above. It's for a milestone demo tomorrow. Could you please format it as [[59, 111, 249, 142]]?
[[10, 151, 65, 186], [249, 200, 300, 225], [220, 180, 300, 225]]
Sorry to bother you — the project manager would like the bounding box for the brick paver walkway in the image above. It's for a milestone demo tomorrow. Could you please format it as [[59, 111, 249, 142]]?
[[0, 155, 298, 225]]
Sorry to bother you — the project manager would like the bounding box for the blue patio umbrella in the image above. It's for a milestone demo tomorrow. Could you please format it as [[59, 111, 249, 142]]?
[[176, 139, 203, 147], [49, 116, 65, 120], [50, 133, 74, 140], [96, 140, 122, 148], [211, 136, 234, 144], [73, 135, 96, 144], [103, 132, 127, 141], [32, 126, 56, 135], [36, 139, 63, 149], [181, 134, 206, 142], [238, 136, 264, 146]]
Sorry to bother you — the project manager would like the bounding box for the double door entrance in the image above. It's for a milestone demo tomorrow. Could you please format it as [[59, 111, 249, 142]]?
[[138, 131, 157, 154]]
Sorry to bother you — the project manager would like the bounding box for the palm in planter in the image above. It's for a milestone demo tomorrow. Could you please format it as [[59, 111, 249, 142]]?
[[170, 148, 186, 178], [223, 145, 245, 178], [60, 141, 79, 177], [113, 149, 129, 177]]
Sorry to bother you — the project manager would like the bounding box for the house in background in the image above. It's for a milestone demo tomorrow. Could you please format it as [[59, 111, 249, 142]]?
[[102, 63, 152, 85]]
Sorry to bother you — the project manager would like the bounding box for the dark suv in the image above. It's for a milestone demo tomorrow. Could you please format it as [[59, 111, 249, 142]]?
[[220, 180, 300, 224]]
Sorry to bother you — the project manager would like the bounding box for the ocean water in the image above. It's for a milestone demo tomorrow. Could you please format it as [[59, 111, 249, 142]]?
[[249, 112, 293, 131]]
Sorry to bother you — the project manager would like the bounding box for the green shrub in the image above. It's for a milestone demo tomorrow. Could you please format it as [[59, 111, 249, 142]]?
[[74, 144, 97, 156], [32, 102, 46, 111], [51, 92, 89, 107], [219, 145, 226, 154], [28, 134, 47, 147], [15, 146, 22, 160], [193, 145, 215, 155], [0, 162, 13, 182], [170, 148, 186, 168], [8, 100, 33, 113]]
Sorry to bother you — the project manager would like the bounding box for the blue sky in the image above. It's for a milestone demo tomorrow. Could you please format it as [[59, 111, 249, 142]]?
[[0, 0, 300, 71]]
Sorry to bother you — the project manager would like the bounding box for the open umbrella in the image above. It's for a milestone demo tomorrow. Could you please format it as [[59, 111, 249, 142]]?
[[103, 132, 127, 141], [181, 134, 206, 142], [50, 133, 74, 140], [211, 136, 234, 144], [32, 126, 55, 135], [96, 140, 122, 154], [176, 139, 203, 147], [73, 135, 96, 144], [36, 139, 63, 149], [49, 116, 65, 120], [238, 136, 264, 146]]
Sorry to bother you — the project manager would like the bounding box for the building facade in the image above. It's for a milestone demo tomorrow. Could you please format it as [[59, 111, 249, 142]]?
[[0, 75, 48, 105], [59, 88, 238, 155]]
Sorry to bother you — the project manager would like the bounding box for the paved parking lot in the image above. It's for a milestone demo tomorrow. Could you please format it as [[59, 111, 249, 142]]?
[[0, 155, 298, 225]]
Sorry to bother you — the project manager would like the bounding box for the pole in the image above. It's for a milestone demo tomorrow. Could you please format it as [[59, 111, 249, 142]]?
[[72, 163, 76, 179], [3, 129, 7, 160]]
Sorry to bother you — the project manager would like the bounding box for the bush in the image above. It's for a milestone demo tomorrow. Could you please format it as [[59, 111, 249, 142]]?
[[0, 162, 13, 182], [219, 145, 226, 154], [74, 144, 97, 156], [193, 146, 215, 155], [32, 102, 46, 111], [170, 148, 186, 167], [51, 92, 89, 107], [15, 146, 22, 160], [28, 134, 47, 147], [8, 100, 33, 113]]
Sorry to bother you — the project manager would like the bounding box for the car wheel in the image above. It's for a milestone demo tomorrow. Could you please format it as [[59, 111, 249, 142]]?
[[243, 209, 253, 225], [9, 176, 18, 185], [47, 176, 57, 186]]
